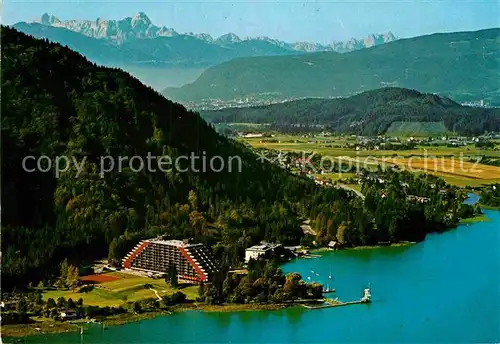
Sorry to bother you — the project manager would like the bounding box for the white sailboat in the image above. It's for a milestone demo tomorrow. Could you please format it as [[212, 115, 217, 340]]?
[[361, 282, 372, 303], [323, 265, 336, 293]]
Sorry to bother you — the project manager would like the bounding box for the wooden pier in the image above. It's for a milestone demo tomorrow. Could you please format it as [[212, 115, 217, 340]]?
[[301, 299, 370, 309], [301, 288, 372, 310]]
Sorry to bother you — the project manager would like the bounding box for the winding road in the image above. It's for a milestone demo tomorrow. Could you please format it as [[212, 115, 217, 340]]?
[[335, 184, 366, 199]]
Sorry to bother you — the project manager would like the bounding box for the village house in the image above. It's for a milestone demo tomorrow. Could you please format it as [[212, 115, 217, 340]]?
[[60, 310, 79, 321], [407, 195, 430, 203], [328, 241, 343, 250]]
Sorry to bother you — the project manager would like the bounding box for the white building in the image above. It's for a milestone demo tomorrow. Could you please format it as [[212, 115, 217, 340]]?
[[245, 243, 281, 262]]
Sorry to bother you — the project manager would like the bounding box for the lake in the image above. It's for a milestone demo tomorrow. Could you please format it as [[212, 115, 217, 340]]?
[[18, 206, 500, 343]]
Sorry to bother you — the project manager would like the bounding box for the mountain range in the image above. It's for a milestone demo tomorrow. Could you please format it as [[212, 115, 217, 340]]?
[[33, 12, 397, 53], [202, 87, 500, 136], [12, 12, 397, 90], [163, 28, 500, 105]]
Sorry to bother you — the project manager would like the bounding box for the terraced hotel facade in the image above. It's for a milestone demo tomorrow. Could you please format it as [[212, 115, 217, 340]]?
[[122, 239, 220, 282]]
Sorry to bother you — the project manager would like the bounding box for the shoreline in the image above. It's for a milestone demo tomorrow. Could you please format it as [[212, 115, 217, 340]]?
[[459, 214, 491, 224], [347, 242, 415, 250], [311, 241, 415, 254], [2, 303, 288, 338], [479, 203, 500, 211]]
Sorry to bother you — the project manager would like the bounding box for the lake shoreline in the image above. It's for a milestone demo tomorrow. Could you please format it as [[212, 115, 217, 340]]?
[[311, 241, 415, 254], [2, 303, 288, 338], [480, 203, 500, 211]]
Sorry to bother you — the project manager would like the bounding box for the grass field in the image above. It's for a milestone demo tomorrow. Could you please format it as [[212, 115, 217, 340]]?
[[243, 135, 500, 187], [43, 272, 199, 307], [386, 121, 448, 136], [460, 215, 491, 224], [379, 157, 500, 186]]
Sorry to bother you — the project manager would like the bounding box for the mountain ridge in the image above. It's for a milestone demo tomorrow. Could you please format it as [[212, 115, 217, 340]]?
[[201, 87, 500, 136], [163, 28, 500, 105], [31, 12, 397, 53]]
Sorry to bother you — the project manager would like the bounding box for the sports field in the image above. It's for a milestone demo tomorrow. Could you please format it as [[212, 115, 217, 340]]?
[[43, 272, 199, 307]]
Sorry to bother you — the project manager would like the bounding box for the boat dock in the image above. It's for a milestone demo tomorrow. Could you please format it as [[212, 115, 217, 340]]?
[[301, 298, 370, 309], [301, 288, 372, 310], [301, 254, 322, 259]]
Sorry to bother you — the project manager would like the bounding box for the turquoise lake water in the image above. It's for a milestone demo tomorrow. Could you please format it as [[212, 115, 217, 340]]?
[[14, 203, 500, 343]]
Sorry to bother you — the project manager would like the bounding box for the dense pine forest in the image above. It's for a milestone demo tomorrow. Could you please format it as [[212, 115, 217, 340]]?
[[202, 88, 500, 136], [2, 27, 475, 290]]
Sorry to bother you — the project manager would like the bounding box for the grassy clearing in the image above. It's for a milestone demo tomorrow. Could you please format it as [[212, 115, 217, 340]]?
[[173, 303, 285, 313], [479, 204, 500, 211], [42, 272, 199, 307], [315, 172, 356, 181], [460, 215, 491, 224], [347, 242, 415, 250], [1, 318, 80, 338], [386, 121, 448, 136]]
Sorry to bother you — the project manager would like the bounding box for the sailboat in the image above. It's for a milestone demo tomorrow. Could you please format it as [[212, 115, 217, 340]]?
[[309, 268, 319, 282], [323, 265, 336, 293], [361, 283, 372, 303]]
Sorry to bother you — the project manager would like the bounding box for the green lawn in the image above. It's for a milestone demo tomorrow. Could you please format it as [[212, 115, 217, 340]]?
[[43, 272, 200, 307], [460, 215, 491, 224]]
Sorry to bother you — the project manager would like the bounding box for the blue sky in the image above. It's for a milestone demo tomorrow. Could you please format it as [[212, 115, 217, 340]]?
[[3, 0, 499, 44]]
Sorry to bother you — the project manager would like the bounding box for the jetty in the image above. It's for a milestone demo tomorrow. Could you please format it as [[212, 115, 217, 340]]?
[[301, 288, 371, 310], [322, 265, 335, 294]]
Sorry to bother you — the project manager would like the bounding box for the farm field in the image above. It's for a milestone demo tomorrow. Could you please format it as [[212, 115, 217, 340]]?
[[243, 135, 500, 187], [383, 157, 500, 183], [42, 272, 199, 307]]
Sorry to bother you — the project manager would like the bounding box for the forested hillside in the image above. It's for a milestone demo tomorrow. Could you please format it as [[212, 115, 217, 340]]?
[[1, 27, 319, 288], [2, 28, 475, 290], [164, 28, 500, 105], [202, 88, 500, 135]]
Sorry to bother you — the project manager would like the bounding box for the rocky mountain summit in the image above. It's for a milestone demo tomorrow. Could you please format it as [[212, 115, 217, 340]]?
[[35, 12, 178, 43], [32, 12, 396, 52]]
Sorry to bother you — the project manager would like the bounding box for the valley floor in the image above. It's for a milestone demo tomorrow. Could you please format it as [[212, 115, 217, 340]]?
[[243, 134, 500, 187]]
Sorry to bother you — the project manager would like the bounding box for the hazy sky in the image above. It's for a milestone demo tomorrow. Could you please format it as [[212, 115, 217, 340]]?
[[3, 0, 499, 44]]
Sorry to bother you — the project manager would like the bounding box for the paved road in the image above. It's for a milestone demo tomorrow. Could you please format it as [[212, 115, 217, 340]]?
[[150, 288, 162, 301], [335, 184, 365, 200]]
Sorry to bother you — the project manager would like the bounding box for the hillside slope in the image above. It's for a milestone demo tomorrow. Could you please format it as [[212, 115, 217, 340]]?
[[1, 26, 319, 287], [202, 88, 500, 135], [2, 27, 474, 291], [164, 28, 500, 105]]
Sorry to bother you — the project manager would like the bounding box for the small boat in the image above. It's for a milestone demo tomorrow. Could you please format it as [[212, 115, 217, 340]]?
[[323, 265, 336, 293], [361, 283, 372, 303]]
